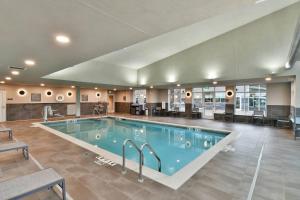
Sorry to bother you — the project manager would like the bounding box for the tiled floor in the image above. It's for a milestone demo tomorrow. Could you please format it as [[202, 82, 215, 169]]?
[[0, 114, 299, 200]]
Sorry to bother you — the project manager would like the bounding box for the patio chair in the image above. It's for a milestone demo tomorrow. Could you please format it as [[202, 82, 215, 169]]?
[[252, 110, 264, 125], [0, 127, 13, 140], [0, 168, 66, 200], [0, 141, 29, 160]]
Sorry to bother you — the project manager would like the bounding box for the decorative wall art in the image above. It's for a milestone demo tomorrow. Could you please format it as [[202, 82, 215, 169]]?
[[31, 93, 41, 102]]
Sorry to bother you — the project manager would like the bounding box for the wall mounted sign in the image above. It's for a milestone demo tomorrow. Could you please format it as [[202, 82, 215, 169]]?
[[17, 89, 27, 96], [81, 94, 88, 102], [31, 93, 41, 102]]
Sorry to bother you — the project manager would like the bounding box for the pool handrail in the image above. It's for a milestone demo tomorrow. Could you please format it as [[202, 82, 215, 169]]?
[[122, 139, 143, 182], [141, 143, 161, 172]]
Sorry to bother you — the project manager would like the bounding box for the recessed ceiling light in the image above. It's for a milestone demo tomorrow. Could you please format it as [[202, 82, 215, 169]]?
[[40, 83, 45, 87], [11, 70, 20, 75], [5, 77, 11, 80], [0, 81, 5, 84], [71, 85, 75, 88], [129, 87, 133, 90], [265, 77, 272, 81], [177, 84, 181, 87], [285, 62, 291, 69], [24, 59, 35, 66], [55, 35, 70, 44], [213, 81, 218, 85], [94, 87, 98, 90], [150, 85, 154, 89], [255, 0, 267, 4], [113, 88, 117, 91]]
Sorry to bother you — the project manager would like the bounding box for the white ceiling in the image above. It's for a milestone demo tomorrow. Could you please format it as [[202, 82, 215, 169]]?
[[89, 0, 300, 70], [137, 2, 300, 86], [0, 0, 299, 87]]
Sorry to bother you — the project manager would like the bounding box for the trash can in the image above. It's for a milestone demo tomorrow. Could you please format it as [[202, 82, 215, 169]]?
[[145, 108, 149, 116]]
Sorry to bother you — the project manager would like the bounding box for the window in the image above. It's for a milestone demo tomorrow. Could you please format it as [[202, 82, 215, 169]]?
[[192, 86, 226, 114], [235, 84, 266, 115], [168, 89, 185, 112], [192, 88, 203, 112], [214, 86, 226, 114], [134, 89, 146, 104]]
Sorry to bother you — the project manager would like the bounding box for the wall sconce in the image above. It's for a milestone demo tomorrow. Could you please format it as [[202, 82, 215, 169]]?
[[96, 92, 101, 98], [45, 90, 53, 97], [67, 91, 73, 97], [56, 94, 64, 102], [17, 89, 27, 96], [186, 91, 192, 98], [226, 90, 234, 98]]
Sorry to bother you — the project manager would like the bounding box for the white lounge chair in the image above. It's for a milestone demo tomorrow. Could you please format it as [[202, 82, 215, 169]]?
[[0, 168, 66, 200], [0, 127, 13, 140], [0, 141, 29, 160]]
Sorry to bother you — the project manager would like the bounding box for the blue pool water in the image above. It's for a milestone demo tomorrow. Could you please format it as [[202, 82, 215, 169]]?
[[44, 117, 228, 175]]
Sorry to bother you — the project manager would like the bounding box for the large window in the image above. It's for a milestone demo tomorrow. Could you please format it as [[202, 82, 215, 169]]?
[[235, 84, 266, 115], [214, 87, 226, 113], [192, 87, 226, 115], [168, 89, 185, 112], [192, 88, 203, 112], [134, 89, 146, 104]]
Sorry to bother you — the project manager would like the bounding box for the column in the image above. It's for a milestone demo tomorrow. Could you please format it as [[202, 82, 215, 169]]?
[[225, 85, 235, 114], [185, 88, 193, 118], [76, 86, 81, 118]]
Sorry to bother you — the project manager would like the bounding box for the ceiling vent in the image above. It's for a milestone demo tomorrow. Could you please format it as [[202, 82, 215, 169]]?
[[8, 66, 26, 70]]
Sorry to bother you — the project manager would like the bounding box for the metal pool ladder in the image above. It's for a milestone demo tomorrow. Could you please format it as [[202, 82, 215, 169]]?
[[141, 143, 161, 172], [122, 139, 143, 182], [122, 139, 161, 183]]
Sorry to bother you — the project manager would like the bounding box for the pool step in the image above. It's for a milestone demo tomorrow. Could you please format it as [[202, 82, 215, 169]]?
[[94, 156, 116, 166]]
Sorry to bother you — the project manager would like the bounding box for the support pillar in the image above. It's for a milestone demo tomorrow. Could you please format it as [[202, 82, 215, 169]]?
[[76, 86, 81, 118], [185, 88, 193, 118]]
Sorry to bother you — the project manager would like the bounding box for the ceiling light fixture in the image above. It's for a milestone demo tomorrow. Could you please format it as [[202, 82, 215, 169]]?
[[11, 70, 20, 75], [94, 87, 98, 90], [55, 35, 70, 44], [265, 77, 272, 81], [71, 86, 75, 88], [129, 87, 133, 90], [113, 88, 117, 91], [213, 81, 218, 85], [0, 81, 5, 84], [40, 83, 45, 87], [255, 0, 267, 4], [5, 77, 11, 80], [150, 85, 154, 89], [177, 84, 181, 87], [285, 62, 291, 69], [24, 59, 35, 66]]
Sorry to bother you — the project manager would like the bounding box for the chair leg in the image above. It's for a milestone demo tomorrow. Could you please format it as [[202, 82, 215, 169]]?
[[9, 130, 13, 140], [23, 147, 29, 160], [60, 180, 66, 200]]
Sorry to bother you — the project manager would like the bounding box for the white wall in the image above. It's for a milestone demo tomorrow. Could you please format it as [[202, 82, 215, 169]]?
[[267, 83, 291, 105]]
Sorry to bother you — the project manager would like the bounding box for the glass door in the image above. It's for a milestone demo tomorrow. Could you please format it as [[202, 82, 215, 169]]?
[[203, 92, 214, 119]]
